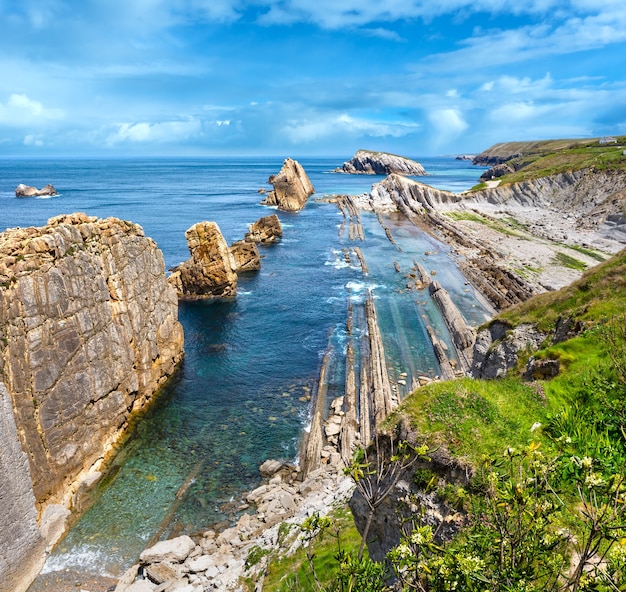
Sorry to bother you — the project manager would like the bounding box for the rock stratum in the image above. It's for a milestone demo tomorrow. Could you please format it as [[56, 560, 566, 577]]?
[[261, 158, 314, 212], [15, 184, 58, 197], [0, 213, 184, 592], [336, 150, 427, 176], [360, 168, 626, 311]]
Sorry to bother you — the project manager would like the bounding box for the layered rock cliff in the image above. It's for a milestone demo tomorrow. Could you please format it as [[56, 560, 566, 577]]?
[[0, 212, 184, 592], [261, 158, 314, 212], [336, 150, 427, 176]]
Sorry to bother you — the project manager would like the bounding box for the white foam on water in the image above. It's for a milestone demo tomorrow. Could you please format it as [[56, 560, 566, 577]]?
[[41, 545, 116, 576]]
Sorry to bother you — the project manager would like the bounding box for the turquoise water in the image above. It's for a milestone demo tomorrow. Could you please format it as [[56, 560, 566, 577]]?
[[0, 156, 489, 577]]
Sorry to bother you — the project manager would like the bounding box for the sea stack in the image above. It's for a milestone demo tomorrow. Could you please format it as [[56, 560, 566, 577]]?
[[168, 221, 238, 299], [261, 158, 314, 212], [0, 213, 184, 592], [336, 150, 427, 176]]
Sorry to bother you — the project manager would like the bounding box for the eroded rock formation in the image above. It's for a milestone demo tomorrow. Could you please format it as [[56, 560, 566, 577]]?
[[230, 240, 261, 273], [261, 158, 314, 212], [336, 150, 427, 176], [168, 221, 237, 299], [15, 184, 58, 197], [0, 212, 184, 592], [245, 214, 282, 243]]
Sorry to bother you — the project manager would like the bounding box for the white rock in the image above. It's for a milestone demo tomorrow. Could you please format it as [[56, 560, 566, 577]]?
[[140, 535, 196, 564], [125, 581, 156, 592], [187, 554, 215, 573]]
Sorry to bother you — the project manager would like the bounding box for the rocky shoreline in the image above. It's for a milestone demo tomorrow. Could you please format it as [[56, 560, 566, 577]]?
[[17, 161, 626, 592]]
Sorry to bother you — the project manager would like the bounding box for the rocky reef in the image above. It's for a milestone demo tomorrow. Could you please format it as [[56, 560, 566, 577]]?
[[336, 150, 427, 176], [0, 213, 184, 592], [15, 183, 58, 197], [168, 221, 238, 299], [261, 158, 314, 212]]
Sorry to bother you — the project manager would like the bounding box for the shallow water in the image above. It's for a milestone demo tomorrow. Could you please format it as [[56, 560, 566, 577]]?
[[0, 156, 490, 580]]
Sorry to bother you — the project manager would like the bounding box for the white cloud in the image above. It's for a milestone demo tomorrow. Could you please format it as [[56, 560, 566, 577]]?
[[23, 134, 45, 146], [283, 113, 420, 143], [105, 119, 202, 145], [0, 93, 65, 126], [428, 108, 468, 145]]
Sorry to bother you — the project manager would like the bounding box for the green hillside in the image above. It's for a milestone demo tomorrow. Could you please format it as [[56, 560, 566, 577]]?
[[476, 136, 626, 184]]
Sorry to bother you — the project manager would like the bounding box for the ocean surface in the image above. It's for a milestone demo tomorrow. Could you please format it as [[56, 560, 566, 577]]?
[[0, 156, 490, 580]]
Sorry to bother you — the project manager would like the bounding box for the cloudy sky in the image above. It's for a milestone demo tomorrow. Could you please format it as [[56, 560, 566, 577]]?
[[1, 1, 625, 157]]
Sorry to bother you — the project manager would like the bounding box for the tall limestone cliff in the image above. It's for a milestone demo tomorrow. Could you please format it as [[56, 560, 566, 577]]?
[[0, 212, 184, 592], [261, 158, 315, 212]]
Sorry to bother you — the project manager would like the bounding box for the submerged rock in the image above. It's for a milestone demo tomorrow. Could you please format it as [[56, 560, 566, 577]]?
[[336, 150, 427, 176], [15, 183, 58, 197], [261, 158, 314, 212], [169, 221, 238, 299]]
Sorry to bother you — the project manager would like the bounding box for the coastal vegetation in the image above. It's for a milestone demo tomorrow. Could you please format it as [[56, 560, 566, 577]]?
[[475, 136, 626, 185], [259, 247, 626, 591]]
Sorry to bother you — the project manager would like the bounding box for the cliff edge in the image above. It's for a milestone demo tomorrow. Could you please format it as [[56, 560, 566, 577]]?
[[0, 212, 184, 592]]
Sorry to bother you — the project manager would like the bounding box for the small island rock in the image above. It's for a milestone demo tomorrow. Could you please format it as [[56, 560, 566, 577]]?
[[261, 158, 314, 212], [15, 183, 58, 197], [336, 150, 427, 176]]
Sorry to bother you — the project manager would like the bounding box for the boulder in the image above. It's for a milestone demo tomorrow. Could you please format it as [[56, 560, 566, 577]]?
[[230, 240, 260, 273], [140, 535, 196, 564], [259, 459, 284, 478], [15, 183, 58, 197], [168, 221, 237, 299], [261, 158, 314, 212], [336, 150, 427, 176], [245, 214, 282, 243]]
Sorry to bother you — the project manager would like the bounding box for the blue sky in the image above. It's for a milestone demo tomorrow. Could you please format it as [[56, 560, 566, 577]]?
[[1, 1, 625, 156]]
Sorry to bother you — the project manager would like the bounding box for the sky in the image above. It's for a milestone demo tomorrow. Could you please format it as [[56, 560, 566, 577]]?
[[1, 0, 625, 157]]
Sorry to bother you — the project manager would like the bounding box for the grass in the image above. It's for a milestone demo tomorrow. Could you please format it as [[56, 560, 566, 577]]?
[[444, 210, 525, 238], [260, 506, 364, 591], [476, 137, 626, 184], [497, 247, 626, 332], [565, 243, 608, 262], [553, 251, 587, 271], [386, 377, 553, 463]]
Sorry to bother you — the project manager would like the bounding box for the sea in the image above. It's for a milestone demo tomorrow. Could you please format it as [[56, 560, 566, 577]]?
[[0, 156, 490, 581]]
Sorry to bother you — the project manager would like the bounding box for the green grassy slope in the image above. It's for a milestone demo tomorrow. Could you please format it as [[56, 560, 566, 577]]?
[[476, 136, 626, 184]]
